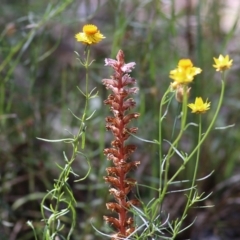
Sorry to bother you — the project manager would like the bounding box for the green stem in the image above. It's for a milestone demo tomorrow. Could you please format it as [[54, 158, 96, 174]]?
[[171, 74, 226, 237], [171, 103, 181, 141], [173, 115, 202, 238], [156, 86, 188, 218], [56, 46, 94, 234], [80, 47, 91, 149], [158, 87, 172, 195], [193, 114, 202, 190], [43, 47, 92, 239], [168, 76, 225, 187], [160, 86, 188, 198], [158, 91, 167, 192]]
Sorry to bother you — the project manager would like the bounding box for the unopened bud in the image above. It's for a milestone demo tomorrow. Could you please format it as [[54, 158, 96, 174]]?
[[175, 86, 191, 102]]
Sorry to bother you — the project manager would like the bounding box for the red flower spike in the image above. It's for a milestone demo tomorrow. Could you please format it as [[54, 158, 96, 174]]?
[[102, 50, 140, 238]]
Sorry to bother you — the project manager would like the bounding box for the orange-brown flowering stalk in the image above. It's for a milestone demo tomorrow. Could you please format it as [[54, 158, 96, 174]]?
[[102, 50, 140, 239]]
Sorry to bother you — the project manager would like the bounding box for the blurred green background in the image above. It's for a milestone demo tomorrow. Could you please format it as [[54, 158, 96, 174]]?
[[1, 0, 240, 239]]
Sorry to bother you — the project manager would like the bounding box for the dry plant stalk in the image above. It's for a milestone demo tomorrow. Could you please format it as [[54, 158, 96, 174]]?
[[102, 50, 140, 239]]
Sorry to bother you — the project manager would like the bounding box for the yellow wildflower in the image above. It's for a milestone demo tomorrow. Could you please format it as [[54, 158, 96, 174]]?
[[75, 24, 105, 45], [213, 54, 233, 71], [188, 97, 210, 114], [169, 59, 202, 85]]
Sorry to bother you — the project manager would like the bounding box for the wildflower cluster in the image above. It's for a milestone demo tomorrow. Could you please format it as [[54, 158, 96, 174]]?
[[73, 24, 234, 238], [155, 54, 234, 238], [169, 58, 210, 114], [102, 50, 140, 239], [30, 20, 235, 240]]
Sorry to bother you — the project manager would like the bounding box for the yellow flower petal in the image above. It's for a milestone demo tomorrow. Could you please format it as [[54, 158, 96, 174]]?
[[213, 54, 233, 71], [75, 24, 105, 45], [169, 59, 202, 85], [188, 97, 210, 114], [83, 24, 98, 34], [178, 59, 193, 69]]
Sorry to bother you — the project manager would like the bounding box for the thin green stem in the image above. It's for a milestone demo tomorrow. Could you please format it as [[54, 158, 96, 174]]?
[[155, 86, 188, 219], [158, 87, 172, 194], [171, 103, 181, 141], [168, 76, 225, 186], [160, 86, 188, 198], [173, 115, 202, 238], [50, 48, 92, 235], [192, 114, 202, 189], [158, 91, 167, 191], [41, 46, 93, 240], [171, 73, 226, 237], [78, 47, 91, 149]]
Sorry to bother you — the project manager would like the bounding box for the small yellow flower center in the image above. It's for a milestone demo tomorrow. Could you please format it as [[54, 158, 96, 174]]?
[[83, 24, 98, 35], [178, 59, 193, 69]]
